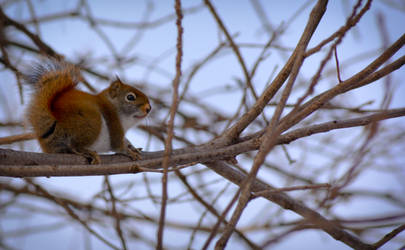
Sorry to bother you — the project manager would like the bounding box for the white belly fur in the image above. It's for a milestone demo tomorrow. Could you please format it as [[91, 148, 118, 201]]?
[[88, 114, 139, 153], [89, 117, 111, 152]]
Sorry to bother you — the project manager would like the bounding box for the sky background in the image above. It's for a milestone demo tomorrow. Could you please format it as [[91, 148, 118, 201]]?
[[0, 0, 404, 249]]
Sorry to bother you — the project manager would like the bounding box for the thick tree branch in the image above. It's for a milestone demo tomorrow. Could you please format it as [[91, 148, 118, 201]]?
[[205, 161, 375, 250], [1, 108, 403, 177]]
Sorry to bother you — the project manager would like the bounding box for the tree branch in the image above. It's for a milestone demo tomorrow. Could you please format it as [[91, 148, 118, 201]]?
[[2, 108, 403, 177]]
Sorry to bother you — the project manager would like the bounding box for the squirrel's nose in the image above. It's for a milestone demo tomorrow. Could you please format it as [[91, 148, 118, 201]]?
[[145, 104, 151, 114]]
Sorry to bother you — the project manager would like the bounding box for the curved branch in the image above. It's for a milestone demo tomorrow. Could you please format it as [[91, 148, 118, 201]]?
[[1, 108, 404, 177]]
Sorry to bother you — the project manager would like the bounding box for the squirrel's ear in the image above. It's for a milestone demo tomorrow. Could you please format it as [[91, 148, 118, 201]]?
[[109, 79, 122, 98], [115, 75, 122, 83]]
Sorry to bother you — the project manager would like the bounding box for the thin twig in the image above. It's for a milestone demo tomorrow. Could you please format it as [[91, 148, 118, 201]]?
[[373, 224, 405, 249], [334, 46, 343, 83], [156, 0, 183, 249], [204, 0, 258, 101], [252, 183, 331, 197], [104, 176, 128, 250], [24, 179, 121, 250]]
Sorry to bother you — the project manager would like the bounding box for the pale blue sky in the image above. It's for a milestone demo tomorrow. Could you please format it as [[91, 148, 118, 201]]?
[[1, 1, 404, 249]]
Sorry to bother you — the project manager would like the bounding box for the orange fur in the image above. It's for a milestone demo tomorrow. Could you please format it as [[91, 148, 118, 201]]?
[[26, 60, 151, 164]]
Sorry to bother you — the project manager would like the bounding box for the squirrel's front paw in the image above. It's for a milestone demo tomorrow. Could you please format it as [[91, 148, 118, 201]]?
[[116, 145, 142, 161], [126, 146, 142, 160]]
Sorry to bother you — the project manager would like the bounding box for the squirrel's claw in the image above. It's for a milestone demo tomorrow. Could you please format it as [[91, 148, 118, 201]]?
[[72, 148, 101, 164], [126, 145, 142, 161], [114, 144, 142, 161]]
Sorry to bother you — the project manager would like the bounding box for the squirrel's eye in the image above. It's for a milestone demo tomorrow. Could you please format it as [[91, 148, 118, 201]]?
[[126, 93, 136, 101]]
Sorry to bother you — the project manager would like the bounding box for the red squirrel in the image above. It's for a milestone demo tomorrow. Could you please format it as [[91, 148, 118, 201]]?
[[25, 59, 151, 164]]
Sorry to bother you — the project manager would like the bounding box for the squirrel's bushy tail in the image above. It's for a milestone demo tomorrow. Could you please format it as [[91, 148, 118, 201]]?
[[25, 59, 81, 139], [24, 59, 81, 88]]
